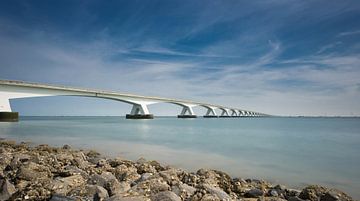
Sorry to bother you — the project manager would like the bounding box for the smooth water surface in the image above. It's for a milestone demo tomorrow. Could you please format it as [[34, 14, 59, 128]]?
[[1, 116, 359, 198]]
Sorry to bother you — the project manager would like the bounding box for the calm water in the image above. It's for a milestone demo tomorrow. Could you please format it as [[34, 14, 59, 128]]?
[[1, 116, 359, 199]]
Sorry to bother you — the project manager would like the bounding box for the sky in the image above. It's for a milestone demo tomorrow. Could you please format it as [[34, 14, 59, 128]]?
[[0, 0, 360, 116]]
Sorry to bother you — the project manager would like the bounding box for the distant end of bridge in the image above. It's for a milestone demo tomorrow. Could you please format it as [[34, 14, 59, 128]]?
[[0, 80, 270, 122]]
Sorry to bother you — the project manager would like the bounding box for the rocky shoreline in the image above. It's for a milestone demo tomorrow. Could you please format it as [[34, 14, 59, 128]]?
[[0, 140, 354, 201]]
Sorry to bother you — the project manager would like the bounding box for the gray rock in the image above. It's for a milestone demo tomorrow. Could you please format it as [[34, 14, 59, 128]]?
[[89, 172, 125, 196], [131, 178, 170, 195], [105, 194, 150, 201], [288, 196, 306, 201], [151, 191, 181, 201], [137, 162, 156, 174], [171, 183, 196, 199], [97, 159, 108, 167], [320, 189, 353, 201], [50, 174, 85, 195], [245, 188, 264, 198], [270, 189, 279, 197], [0, 178, 16, 201], [159, 168, 183, 185], [84, 185, 109, 200], [16, 162, 51, 181], [202, 184, 232, 200], [94, 185, 110, 201], [72, 152, 89, 169], [196, 169, 233, 193], [299, 185, 327, 201], [115, 164, 141, 183], [50, 194, 78, 201], [139, 173, 153, 182]]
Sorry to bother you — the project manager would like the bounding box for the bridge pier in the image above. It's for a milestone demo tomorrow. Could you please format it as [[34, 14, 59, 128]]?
[[230, 109, 238, 117], [0, 112, 19, 122], [177, 105, 197, 118], [126, 103, 154, 119], [219, 108, 231, 118], [0, 98, 18, 122], [203, 107, 218, 118]]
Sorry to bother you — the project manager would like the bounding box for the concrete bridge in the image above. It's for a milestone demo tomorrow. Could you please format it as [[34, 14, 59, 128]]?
[[0, 80, 268, 121]]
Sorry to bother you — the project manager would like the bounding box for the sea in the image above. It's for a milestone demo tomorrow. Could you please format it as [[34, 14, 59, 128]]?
[[0, 116, 359, 199]]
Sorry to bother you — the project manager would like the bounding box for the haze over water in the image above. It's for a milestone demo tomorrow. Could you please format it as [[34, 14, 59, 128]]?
[[1, 116, 359, 199]]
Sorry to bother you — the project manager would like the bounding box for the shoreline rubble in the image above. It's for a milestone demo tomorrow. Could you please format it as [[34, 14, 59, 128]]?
[[0, 140, 354, 201]]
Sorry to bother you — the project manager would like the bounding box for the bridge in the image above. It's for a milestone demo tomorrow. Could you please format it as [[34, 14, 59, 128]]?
[[0, 80, 268, 121]]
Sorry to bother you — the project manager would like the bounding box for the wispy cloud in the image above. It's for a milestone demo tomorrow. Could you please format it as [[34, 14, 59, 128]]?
[[338, 30, 360, 37]]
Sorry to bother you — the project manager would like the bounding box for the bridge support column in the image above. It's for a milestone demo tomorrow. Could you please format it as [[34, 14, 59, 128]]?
[[239, 110, 246, 117], [0, 98, 18, 122], [230, 109, 238, 117], [178, 105, 197, 118], [219, 108, 230, 118], [126, 103, 154, 119], [203, 107, 218, 118]]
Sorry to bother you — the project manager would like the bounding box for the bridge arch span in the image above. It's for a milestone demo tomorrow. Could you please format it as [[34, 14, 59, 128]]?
[[0, 80, 268, 121]]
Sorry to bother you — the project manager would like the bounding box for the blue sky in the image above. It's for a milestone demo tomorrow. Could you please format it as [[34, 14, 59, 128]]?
[[0, 0, 360, 116]]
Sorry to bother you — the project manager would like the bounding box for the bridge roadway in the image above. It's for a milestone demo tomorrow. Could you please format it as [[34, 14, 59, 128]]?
[[0, 80, 268, 121]]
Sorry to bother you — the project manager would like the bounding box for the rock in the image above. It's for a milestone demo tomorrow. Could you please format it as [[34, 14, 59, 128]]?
[[287, 196, 306, 201], [285, 189, 301, 198], [269, 189, 279, 197], [196, 169, 233, 193], [56, 152, 74, 165], [139, 173, 153, 182], [201, 184, 232, 200], [94, 185, 110, 201], [137, 163, 156, 174], [50, 194, 78, 201], [84, 184, 109, 199], [105, 194, 150, 201], [50, 174, 85, 195], [159, 168, 183, 185], [64, 165, 89, 179], [151, 191, 181, 201], [261, 198, 288, 201], [245, 188, 264, 198], [117, 181, 131, 194], [97, 159, 109, 167], [88, 172, 125, 196], [171, 183, 196, 199], [131, 178, 170, 195], [299, 185, 327, 201], [62, 145, 71, 150], [181, 172, 199, 187], [72, 152, 89, 169], [148, 160, 165, 172], [200, 194, 222, 201], [115, 164, 141, 183], [16, 162, 51, 181], [0, 178, 16, 200], [320, 189, 353, 201]]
